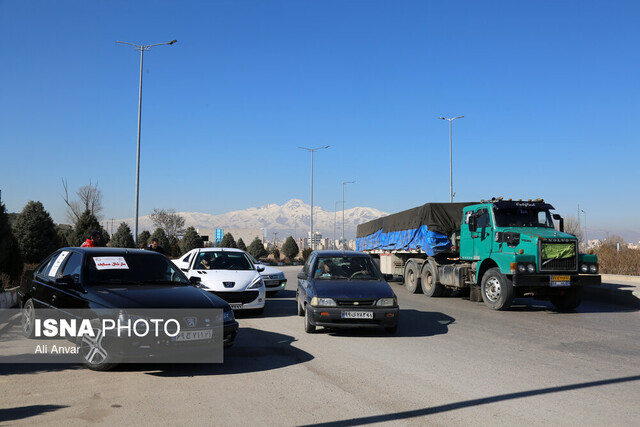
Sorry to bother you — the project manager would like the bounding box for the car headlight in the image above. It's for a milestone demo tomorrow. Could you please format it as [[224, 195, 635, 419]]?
[[526, 264, 535, 273], [589, 264, 598, 274], [223, 309, 235, 322], [310, 297, 336, 307], [580, 264, 588, 273], [247, 276, 264, 289], [376, 297, 397, 307]]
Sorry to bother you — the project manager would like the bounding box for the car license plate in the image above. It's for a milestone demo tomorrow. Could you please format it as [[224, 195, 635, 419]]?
[[229, 303, 243, 310], [550, 275, 571, 287], [172, 329, 213, 342], [341, 311, 373, 319]]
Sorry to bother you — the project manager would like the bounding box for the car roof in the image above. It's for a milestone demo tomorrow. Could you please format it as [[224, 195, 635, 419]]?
[[312, 250, 369, 257], [61, 247, 158, 255], [196, 247, 245, 253]]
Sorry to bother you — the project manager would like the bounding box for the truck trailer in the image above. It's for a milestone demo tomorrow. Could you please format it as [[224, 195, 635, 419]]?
[[356, 198, 601, 311]]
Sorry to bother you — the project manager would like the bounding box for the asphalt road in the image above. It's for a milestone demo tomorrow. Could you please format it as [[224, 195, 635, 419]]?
[[2, 266, 639, 426]]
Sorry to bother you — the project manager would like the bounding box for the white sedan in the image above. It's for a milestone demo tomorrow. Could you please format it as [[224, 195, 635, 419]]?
[[173, 248, 266, 314], [246, 254, 287, 295]]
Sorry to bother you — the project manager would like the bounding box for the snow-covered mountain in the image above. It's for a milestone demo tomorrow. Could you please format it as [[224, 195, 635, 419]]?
[[115, 199, 388, 240]]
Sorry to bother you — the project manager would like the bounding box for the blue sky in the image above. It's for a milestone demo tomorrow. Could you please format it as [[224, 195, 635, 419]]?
[[1, 0, 639, 240]]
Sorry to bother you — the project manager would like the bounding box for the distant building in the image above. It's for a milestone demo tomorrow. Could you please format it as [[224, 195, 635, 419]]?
[[196, 228, 263, 247]]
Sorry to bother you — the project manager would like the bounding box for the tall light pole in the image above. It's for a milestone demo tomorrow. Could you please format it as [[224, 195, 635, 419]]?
[[581, 209, 587, 250], [439, 116, 464, 203], [299, 146, 330, 250], [117, 39, 177, 245], [334, 200, 342, 249], [342, 181, 355, 250]]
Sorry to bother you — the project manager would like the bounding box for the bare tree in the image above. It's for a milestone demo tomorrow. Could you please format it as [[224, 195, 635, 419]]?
[[62, 179, 103, 223], [563, 216, 583, 241], [149, 208, 185, 243]]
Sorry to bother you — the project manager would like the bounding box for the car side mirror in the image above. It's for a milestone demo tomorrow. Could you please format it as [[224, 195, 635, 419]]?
[[383, 274, 394, 282], [189, 276, 202, 286], [56, 275, 83, 290], [297, 272, 307, 280], [256, 265, 265, 272], [181, 268, 189, 272]]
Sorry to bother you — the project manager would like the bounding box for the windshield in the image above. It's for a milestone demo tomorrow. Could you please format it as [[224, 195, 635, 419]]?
[[493, 207, 554, 228], [314, 256, 381, 280], [194, 251, 254, 271], [85, 253, 190, 286]]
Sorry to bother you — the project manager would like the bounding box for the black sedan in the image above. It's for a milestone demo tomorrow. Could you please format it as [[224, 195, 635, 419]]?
[[18, 247, 238, 370], [296, 250, 399, 334]]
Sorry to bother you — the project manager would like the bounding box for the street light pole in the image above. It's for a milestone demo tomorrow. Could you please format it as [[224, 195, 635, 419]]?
[[342, 181, 355, 250], [439, 116, 464, 203], [581, 209, 587, 250], [117, 39, 177, 246], [334, 200, 342, 249], [299, 146, 330, 250]]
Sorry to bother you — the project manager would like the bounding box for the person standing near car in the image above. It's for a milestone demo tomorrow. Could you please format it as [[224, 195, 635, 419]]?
[[146, 238, 166, 255], [81, 230, 102, 247]]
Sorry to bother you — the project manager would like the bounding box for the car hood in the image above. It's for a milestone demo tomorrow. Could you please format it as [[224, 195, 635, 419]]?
[[313, 279, 394, 299], [189, 269, 261, 291], [86, 284, 229, 309], [259, 265, 283, 276]]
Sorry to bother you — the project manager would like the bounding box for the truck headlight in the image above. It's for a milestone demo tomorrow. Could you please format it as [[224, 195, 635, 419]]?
[[526, 264, 535, 273], [580, 264, 588, 273], [589, 264, 598, 274], [376, 297, 397, 307], [247, 276, 264, 289], [517, 264, 526, 273], [310, 297, 336, 307]]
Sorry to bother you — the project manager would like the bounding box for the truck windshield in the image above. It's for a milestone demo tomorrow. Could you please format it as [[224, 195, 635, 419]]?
[[493, 208, 554, 228]]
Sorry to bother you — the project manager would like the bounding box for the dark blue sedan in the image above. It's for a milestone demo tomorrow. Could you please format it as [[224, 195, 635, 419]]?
[[296, 251, 399, 334]]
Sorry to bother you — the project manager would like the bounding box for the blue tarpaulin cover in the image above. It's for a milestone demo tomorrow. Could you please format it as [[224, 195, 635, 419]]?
[[355, 226, 452, 255]]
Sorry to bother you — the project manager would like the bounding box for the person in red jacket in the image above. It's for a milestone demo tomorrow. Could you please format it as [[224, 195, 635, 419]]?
[[81, 230, 102, 247]]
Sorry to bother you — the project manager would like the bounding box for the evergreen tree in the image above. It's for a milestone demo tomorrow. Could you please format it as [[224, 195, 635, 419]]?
[[71, 209, 105, 246], [150, 228, 170, 251], [110, 222, 135, 248], [0, 203, 23, 285], [302, 248, 312, 262], [180, 227, 204, 253], [138, 230, 151, 248], [236, 238, 247, 252], [247, 237, 267, 259], [273, 248, 280, 261], [13, 201, 60, 263], [282, 236, 299, 260], [220, 233, 237, 248]]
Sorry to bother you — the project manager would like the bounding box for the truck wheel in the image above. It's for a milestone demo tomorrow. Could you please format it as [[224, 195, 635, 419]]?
[[404, 261, 421, 293], [550, 288, 582, 311], [421, 263, 443, 297], [480, 268, 514, 310]]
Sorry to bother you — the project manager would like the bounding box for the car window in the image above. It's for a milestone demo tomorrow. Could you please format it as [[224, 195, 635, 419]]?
[[194, 251, 254, 271], [313, 256, 380, 280], [60, 252, 82, 283], [85, 252, 189, 285], [36, 253, 58, 277], [303, 254, 316, 276]]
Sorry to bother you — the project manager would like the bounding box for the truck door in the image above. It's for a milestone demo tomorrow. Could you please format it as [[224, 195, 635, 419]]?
[[471, 208, 493, 260]]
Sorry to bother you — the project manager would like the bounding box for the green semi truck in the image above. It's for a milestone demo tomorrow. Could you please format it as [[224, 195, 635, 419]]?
[[356, 198, 601, 311]]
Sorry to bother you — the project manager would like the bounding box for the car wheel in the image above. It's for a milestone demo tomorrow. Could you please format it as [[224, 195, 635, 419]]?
[[304, 305, 316, 333], [297, 293, 304, 317], [481, 268, 514, 310], [550, 288, 582, 311], [421, 263, 444, 297], [21, 299, 37, 338], [404, 260, 421, 293], [77, 319, 117, 371]]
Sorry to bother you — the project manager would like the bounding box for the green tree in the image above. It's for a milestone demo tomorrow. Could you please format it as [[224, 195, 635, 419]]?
[[247, 237, 267, 259], [110, 222, 135, 248], [138, 230, 151, 248], [302, 248, 312, 262], [281, 236, 299, 260], [71, 209, 106, 246], [236, 238, 247, 251], [221, 233, 237, 248], [0, 203, 23, 286], [180, 227, 204, 253], [150, 228, 170, 252], [13, 201, 59, 263], [272, 248, 280, 261]]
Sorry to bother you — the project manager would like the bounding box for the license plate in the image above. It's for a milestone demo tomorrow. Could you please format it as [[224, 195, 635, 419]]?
[[341, 311, 373, 319], [172, 329, 213, 342], [229, 303, 243, 310], [550, 275, 571, 287]]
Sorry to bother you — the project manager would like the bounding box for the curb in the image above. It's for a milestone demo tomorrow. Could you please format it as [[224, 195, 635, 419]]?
[[0, 287, 18, 309]]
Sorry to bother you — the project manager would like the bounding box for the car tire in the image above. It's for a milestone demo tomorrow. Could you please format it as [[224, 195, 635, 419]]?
[[297, 294, 304, 317], [481, 267, 514, 310], [404, 260, 421, 294], [421, 263, 444, 297], [304, 305, 316, 333], [77, 319, 117, 371], [550, 288, 582, 311], [21, 299, 37, 338]]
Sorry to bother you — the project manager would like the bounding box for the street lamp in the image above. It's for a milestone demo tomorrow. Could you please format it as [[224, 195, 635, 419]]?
[[581, 209, 587, 250], [117, 39, 177, 245], [299, 145, 330, 250], [342, 181, 355, 250], [334, 200, 342, 249], [439, 116, 464, 203]]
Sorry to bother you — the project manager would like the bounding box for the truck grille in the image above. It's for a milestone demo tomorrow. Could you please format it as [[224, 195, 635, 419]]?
[[539, 239, 577, 272]]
